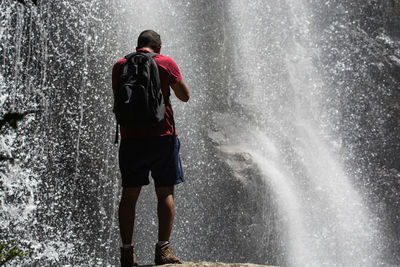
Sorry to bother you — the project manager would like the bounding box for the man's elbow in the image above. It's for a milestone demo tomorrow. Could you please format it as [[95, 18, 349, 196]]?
[[172, 80, 190, 102], [181, 94, 190, 102]]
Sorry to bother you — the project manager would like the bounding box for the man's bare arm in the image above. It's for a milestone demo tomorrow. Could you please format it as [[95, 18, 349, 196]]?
[[171, 79, 190, 102]]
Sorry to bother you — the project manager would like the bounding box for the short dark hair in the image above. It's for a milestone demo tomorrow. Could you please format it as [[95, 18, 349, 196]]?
[[137, 30, 161, 49]]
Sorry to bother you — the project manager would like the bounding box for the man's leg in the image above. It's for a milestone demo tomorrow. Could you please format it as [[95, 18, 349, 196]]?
[[155, 186, 174, 241], [154, 185, 181, 264], [119, 187, 142, 245]]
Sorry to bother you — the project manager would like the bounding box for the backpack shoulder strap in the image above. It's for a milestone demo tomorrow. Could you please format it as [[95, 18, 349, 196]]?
[[144, 53, 172, 106], [147, 52, 158, 58], [135, 52, 158, 61], [124, 52, 136, 59]]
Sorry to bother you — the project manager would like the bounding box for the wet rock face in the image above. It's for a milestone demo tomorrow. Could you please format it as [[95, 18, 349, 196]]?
[[307, 0, 400, 37], [307, 0, 400, 170], [307, 0, 400, 263]]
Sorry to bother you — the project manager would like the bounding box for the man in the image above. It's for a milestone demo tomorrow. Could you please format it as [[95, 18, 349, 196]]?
[[112, 30, 190, 266]]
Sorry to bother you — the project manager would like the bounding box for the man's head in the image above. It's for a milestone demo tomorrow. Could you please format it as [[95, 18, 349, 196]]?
[[137, 30, 161, 53]]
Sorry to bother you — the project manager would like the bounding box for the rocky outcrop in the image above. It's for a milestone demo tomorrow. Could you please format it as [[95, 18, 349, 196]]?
[[162, 262, 275, 267], [309, 0, 400, 263]]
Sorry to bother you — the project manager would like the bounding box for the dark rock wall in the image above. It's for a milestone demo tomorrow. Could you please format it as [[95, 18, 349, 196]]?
[[307, 0, 400, 263]]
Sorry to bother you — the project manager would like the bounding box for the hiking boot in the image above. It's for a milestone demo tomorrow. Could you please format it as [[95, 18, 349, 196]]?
[[154, 242, 182, 265], [120, 246, 138, 267]]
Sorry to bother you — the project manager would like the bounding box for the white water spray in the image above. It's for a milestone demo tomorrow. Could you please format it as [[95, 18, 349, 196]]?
[[0, 0, 390, 265], [209, 0, 381, 265]]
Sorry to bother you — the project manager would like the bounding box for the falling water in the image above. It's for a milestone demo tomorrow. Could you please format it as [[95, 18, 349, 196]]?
[[1, 0, 399, 266], [206, 0, 382, 265]]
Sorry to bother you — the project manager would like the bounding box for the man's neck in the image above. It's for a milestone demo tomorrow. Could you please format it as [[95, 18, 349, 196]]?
[[138, 47, 155, 53]]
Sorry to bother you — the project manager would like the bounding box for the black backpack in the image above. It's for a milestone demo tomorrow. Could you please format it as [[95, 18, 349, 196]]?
[[113, 51, 169, 143]]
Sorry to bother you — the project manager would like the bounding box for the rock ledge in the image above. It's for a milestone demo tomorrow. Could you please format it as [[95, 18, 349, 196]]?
[[161, 262, 275, 267]]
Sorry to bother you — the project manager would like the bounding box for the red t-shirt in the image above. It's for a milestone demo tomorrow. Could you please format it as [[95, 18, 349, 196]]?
[[112, 49, 182, 139]]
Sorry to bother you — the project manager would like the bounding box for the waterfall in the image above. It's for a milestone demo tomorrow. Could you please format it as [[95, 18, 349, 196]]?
[[207, 0, 382, 265], [1, 0, 398, 265]]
